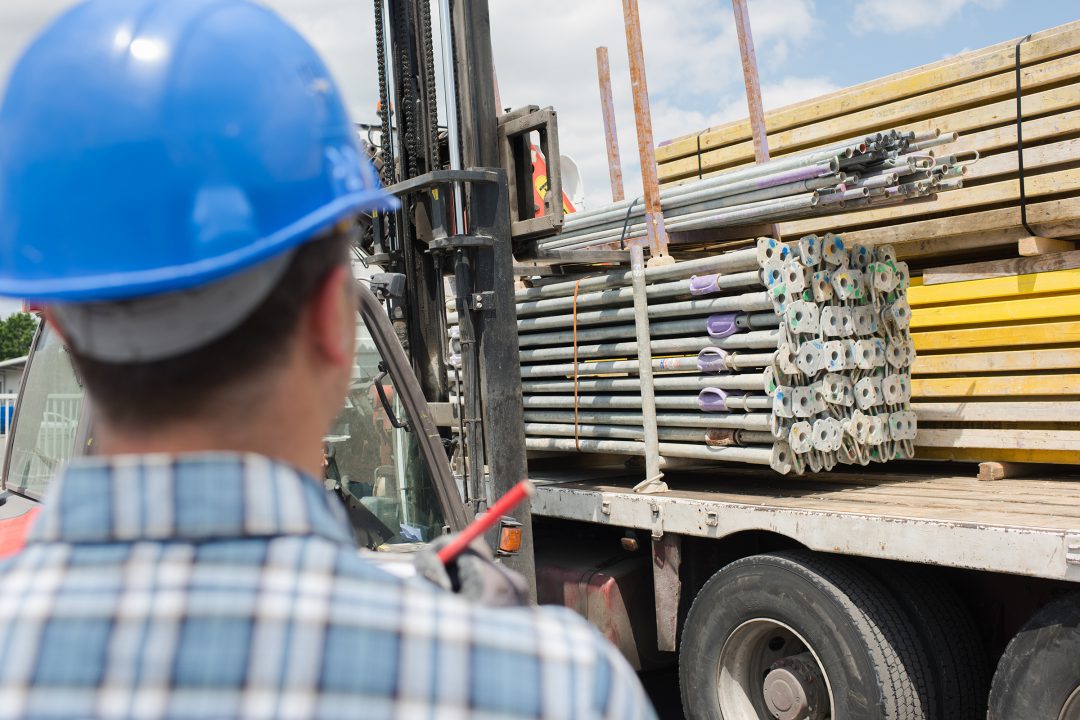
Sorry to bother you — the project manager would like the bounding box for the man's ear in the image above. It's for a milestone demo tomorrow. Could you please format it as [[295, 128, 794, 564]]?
[[306, 265, 354, 367]]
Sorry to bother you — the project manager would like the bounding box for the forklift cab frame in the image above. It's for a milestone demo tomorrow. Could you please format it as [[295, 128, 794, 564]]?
[[0, 281, 471, 554]]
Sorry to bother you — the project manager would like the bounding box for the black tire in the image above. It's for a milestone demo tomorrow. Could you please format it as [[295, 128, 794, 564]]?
[[864, 562, 988, 720], [678, 550, 934, 720], [989, 590, 1080, 720]]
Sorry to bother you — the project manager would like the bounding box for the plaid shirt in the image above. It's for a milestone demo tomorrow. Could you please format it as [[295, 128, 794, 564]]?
[[0, 453, 656, 720]]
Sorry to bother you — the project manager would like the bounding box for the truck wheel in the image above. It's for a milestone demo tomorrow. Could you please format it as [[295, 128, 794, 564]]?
[[989, 591, 1080, 720], [864, 563, 988, 719], [679, 550, 934, 720]]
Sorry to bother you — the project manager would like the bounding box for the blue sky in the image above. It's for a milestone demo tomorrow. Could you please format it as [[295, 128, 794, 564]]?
[[0, 0, 1076, 315], [780, 1, 1078, 97]]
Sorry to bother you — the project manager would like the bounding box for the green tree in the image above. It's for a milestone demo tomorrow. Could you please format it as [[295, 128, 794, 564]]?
[[0, 313, 38, 361]]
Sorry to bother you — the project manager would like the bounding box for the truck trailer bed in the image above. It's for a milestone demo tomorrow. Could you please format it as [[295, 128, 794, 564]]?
[[530, 462, 1080, 581]]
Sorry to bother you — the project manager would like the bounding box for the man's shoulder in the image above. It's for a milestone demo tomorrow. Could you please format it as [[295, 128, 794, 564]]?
[[0, 537, 655, 719]]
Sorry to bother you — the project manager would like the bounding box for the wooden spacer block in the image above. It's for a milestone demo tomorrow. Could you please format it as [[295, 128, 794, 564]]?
[[978, 461, 1047, 482], [1018, 236, 1077, 257]]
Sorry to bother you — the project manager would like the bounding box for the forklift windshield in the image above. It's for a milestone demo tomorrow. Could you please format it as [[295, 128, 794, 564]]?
[[2, 304, 451, 546], [327, 314, 447, 544], [3, 323, 85, 501]]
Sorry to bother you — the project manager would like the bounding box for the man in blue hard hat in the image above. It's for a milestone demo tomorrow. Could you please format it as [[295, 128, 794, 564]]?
[[0, 1, 655, 717]]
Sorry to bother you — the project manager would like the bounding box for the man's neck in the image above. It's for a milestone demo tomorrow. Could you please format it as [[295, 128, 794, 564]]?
[[96, 420, 325, 479]]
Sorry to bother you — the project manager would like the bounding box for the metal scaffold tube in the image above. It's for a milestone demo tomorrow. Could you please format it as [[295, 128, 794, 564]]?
[[511, 313, 780, 348], [450, 229, 923, 476], [528, 125, 964, 255], [514, 247, 760, 302], [522, 410, 773, 431], [524, 437, 776, 465], [518, 329, 780, 363], [513, 292, 773, 333]]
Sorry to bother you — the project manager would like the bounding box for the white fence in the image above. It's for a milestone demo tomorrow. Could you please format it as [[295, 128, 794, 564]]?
[[0, 393, 16, 467]]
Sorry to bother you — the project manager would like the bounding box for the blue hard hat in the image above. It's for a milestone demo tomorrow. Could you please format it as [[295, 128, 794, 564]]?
[[0, 0, 398, 303]]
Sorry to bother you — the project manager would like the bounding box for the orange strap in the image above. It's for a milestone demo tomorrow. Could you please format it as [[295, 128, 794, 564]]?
[[572, 280, 582, 451]]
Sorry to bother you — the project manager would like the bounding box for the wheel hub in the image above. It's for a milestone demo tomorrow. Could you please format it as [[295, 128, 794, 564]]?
[[762, 652, 827, 720]]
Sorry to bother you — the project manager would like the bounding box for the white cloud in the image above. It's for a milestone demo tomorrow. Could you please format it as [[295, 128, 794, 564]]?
[[851, 0, 1005, 34], [0, 0, 831, 209], [0, 299, 23, 319]]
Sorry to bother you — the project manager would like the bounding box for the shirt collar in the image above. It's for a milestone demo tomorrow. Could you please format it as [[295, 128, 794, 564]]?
[[27, 452, 355, 546]]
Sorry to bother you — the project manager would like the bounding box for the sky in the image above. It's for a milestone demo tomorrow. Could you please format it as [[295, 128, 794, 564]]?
[[0, 0, 1076, 317]]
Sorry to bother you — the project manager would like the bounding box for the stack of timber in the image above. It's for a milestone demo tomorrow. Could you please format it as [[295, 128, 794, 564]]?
[[907, 253, 1080, 465], [654, 20, 1080, 263], [450, 235, 917, 475]]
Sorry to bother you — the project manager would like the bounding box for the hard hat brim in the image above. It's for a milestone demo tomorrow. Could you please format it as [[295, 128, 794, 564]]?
[[0, 189, 399, 303]]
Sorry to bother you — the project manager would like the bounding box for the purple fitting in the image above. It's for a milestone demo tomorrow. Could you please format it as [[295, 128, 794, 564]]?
[[690, 274, 719, 296], [754, 162, 828, 190], [706, 312, 740, 339], [697, 387, 742, 413], [697, 346, 730, 373]]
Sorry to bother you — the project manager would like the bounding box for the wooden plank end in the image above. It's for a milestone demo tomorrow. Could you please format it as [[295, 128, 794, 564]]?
[[1018, 236, 1077, 257]]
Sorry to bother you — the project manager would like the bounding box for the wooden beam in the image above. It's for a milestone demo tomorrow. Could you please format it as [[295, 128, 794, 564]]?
[[780, 168, 1080, 239], [912, 321, 1080, 352], [912, 348, 1080, 375], [674, 104, 1080, 189], [963, 137, 1080, 183], [1019, 236, 1078, 257], [923, 250, 1080, 285], [916, 446, 1080, 464], [912, 401, 1080, 423], [916, 428, 1080, 451], [908, 268, 1080, 307], [845, 196, 1080, 253], [910, 292, 1080, 329], [918, 109, 1080, 167], [659, 53, 1080, 181], [656, 20, 1080, 163], [911, 374, 1080, 398]]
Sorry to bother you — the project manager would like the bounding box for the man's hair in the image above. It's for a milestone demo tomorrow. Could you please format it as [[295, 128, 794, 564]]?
[[69, 230, 352, 431]]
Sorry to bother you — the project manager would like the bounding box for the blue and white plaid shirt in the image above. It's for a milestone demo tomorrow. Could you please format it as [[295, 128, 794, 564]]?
[[0, 453, 656, 719]]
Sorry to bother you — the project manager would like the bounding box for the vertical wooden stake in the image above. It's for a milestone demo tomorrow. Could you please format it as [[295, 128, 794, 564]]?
[[622, 0, 669, 260], [596, 47, 625, 203], [731, 0, 781, 241]]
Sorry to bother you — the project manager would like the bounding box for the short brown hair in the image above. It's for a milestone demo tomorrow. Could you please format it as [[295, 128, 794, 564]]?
[[69, 230, 352, 431]]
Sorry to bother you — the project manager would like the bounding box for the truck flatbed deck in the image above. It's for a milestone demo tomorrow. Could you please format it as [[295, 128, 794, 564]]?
[[530, 462, 1080, 581]]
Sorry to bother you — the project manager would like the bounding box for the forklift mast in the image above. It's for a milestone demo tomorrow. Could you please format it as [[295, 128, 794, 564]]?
[[373, 0, 536, 587]]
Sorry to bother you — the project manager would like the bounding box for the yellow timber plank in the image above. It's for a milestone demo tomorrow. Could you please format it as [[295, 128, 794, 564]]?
[[917, 428, 1080, 451], [913, 401, 1080, 423], [780, 168, 1080, 239], [916, 446, 1080, 464], [922, 250, 1080, 285], [908, 268, 1080, 307], [656, 78, 1080, 183], [911, 374, 1080, 397], [912, 321, 1080, 352], [841, 196, 1080, 253], [677, 104, 1080, 189], [910, 293, 1080, 329], [657, 21, 1080, 163], [963, 138, 1080, 183], [918, 109, 1080, 167], [912, 348, 1080, 375]]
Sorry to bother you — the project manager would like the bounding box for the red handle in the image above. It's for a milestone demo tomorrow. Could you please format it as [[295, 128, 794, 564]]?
[[437, 479, 533, 565]]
